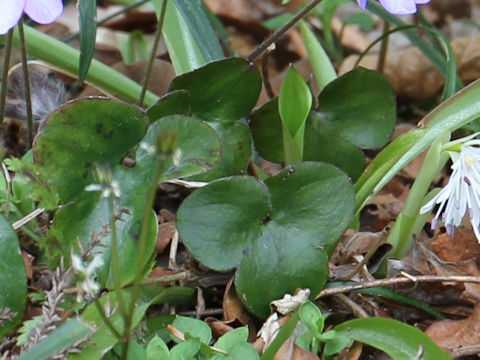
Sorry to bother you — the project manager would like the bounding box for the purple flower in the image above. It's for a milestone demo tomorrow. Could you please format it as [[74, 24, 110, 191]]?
[[0, 0, 63, 35], [358, 0, 431, 15]]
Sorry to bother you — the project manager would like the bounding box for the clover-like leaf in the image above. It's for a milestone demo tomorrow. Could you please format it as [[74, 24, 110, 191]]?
[[160, 57, 262, 180], [177, 162, 354, 317], [251, 68, 396, 180], [49, 114, 221, 288]]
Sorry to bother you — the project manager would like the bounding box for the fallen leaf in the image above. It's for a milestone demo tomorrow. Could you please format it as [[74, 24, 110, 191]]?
[[340, 34, 480, 99], [425, 302, 480, 354]]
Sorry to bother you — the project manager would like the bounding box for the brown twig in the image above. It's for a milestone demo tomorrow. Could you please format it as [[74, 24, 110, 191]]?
[[246, 0, 323, 63], [315, 275, 480, 299]]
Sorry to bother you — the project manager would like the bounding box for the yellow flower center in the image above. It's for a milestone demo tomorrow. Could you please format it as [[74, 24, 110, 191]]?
[[465, 154, 475, 166]]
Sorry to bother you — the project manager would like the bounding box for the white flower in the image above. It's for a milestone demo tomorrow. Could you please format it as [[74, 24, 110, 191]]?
[[71, 253, 103, 302], [85, 180, 121, 198], [420, 144, 480, 241]]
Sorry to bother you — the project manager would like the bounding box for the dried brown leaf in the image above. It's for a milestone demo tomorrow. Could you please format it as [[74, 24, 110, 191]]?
[[340, 34, 480, 99], [425, 302, 480, 354]]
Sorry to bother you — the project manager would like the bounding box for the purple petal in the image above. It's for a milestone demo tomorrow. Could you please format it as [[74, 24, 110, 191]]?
[[357, 0, 368, 10], [0, 0, 25, 35], [415, 0, 431, 4], [24, 0, 63, 25], [379, 0, 417, 14]]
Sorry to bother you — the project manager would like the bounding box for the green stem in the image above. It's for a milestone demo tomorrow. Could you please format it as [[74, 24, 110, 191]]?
[[108, 194, 127, 321], [17, 20, 33, 147], [0, 30, 13, 127], [246, 0, 323, 62], [139, 0, 167, 106], [10, 25, 159, 106], [121, 150, 167, 359], [93, 298, 123, 341], [387, 132, 450, 259], [377, 21, 390, 74]]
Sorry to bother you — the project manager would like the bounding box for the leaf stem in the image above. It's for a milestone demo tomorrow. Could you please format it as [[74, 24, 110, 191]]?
[[108, 193, 127, 320], [17, 20, 33, 147], [246, 0, 323, 63], [138, 0, 168, 106], [93, 298, 123, 341], [0, 30, 13, 128], [121, 143, 171, 359]]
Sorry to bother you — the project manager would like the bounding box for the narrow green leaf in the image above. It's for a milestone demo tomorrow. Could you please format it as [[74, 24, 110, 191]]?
[[9, 25, 159, 106], [173, 0, 224, 62], [17, 319, 91, 360], [78, 0, 97, 82], [335, 318, 451, 359], [354, 287, 446, 320], [279, 66, 312, 163], [120, 30, 149, 65], [299, 20, 336, 92], [152, 0, 206, 74], [279, 66, 312, 137], [355, 77, 480, 214], [354, 128, 427, 213]]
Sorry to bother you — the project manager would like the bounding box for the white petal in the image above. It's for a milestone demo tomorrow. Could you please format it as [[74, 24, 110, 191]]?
[[24, 0, 63, 24], [0, 0, 25, 35]]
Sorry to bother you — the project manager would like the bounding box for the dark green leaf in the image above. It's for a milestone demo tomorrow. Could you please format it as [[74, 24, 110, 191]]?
[[34, 98, 148, 203], [147, 91, 190, 122], [315, 68, 395, 150], [177, 162, 354, 317], [78, 0, 97, 81], [187, 122, 251, 181], [0, 216, 27, 340], [169, 58, 261, 122], [50, 115, 221, 287], [250, 98, 284, 164]]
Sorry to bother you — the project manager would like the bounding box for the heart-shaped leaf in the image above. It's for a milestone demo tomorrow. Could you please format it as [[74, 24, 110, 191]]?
[[177, 162, 354, 317], [34, 98, 148, 203], [251, 68, 395, 180], [0, 216, 27, 340], [149, 58, 262, 180], [49, 114, 221, 288]]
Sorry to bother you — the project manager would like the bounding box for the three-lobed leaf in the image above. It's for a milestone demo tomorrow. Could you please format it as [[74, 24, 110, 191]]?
[[177, 162, 354, 317]]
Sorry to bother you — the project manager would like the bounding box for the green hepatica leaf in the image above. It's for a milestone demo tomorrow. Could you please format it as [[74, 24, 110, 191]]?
[[304, 112, 366, 180], [313, 67, 396, 150], [151, 58, 261, 180], [0, 216, 27, 340], [51, 115, 221, 288], [34, 98, 148, 203], [187, 122, 251, 181], [251, 68, 395, 181], [335, 318, 451, 360], [169, 57, 261, 122], [177, 162, 354, 317]]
